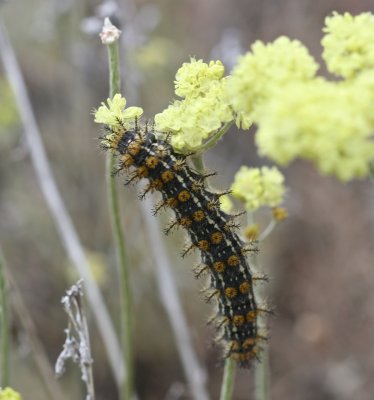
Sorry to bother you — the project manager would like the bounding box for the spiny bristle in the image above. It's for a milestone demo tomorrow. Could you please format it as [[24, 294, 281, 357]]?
[[193, 264, 209, 279]]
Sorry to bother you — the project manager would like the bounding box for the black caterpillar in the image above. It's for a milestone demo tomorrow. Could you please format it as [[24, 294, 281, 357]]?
[[101, 121, 268, 366]]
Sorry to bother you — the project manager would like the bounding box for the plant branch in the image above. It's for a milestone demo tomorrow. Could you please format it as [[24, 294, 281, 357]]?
[[219, 358, 236, 400], [103, 19, 134, 400], [258, 219, 277, 242], [197, 121, 233, 153]]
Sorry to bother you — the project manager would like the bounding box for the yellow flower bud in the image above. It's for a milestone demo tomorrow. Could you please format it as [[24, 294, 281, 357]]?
[[272, 207, 288, 222], [244, 224, 259, 241]]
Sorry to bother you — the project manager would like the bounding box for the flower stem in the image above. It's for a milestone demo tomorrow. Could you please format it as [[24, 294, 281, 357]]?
[[105, 24, 133, 400], [190, 153, 206, 173], [254, 341, 270, 400], [197, 121, 233, 153], [258, 218, 277, 242], [219, 358, 236, 400], [0, 248, 9, 387]]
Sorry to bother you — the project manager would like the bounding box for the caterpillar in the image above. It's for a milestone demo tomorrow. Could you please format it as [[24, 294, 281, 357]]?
[[101, 120, 268, 366]]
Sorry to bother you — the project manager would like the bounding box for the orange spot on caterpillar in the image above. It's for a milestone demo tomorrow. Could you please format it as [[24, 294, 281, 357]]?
[[243, 337, 256, 349], [145, 156, 159, 169], [197, 240, 209, 251], [120, 154, 134, 168], [128, 141, 142, 156], [225, 287, 238, 298], [161, 170, 174, 183], [211, 231, 223, 244], [137, 166, 148, 178], [233, 315, 245, 326], [239, 281, 251, 294], [193, 210, 205, 222], [178, 190, 191, 202], [231, 351, 255, 363], [213, 261, 225, 273], [246, 310, 257, 322], [227, 255, 240, 267]]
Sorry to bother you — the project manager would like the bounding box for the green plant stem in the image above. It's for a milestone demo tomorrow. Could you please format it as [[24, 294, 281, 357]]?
[[198, 121, 233, 153], [190, 153, 206, 173], [0, 248, 9, 387], [258, 219, 277, 242], [106, 38, 133, 400], [219, 358, 236, 400], [108, 38, 121, 100], [254, 340, 270, 400]]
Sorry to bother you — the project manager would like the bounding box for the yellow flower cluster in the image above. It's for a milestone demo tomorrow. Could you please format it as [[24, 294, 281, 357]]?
[[322, 12, 374, 78], [226, 12, 374, 181], [174, 58, 225, 98], [154, 59, 233, 152], [255, 78, 374, 180], [230, 166, 286, 211], [0, 388, 22, 400], [94, 94, 143, 131], [226, 36, 318, 118]]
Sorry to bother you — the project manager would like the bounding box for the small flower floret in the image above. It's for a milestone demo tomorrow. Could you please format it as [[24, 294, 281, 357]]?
[[94, 94, 143, 129], [231, 166, 286, 211]]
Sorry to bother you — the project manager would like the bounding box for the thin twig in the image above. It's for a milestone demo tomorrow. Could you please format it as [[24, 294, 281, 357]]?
[[140, 193, 210, 400], [56, 281, 95, 400], [258, 219, 277, 242], [0, 22, 124, 386], [0, 247, 10, 387], [195, 121, 233, 154], [101, 18, 134, 400]]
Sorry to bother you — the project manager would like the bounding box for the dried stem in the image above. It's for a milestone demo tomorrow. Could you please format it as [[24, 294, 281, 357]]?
[[55, 281, 95, 400]]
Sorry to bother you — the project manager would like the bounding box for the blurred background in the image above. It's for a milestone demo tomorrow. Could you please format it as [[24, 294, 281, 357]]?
[[1, 0, 374, 399]]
